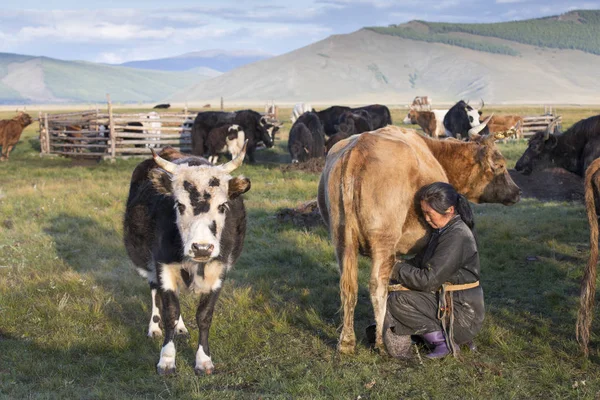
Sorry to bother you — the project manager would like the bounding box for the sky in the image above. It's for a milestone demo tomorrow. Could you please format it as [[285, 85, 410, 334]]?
[[1, 0, 600, 64]]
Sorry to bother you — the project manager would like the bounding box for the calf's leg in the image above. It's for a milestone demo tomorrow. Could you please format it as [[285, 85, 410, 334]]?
[[194, 288, 222, 375]]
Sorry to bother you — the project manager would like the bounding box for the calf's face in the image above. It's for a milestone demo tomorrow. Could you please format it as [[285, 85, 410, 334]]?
[[149, 147, 251, 262]]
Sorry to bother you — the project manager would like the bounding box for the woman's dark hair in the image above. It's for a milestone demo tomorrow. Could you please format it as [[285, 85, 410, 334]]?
[[418, 182, 475, 231]]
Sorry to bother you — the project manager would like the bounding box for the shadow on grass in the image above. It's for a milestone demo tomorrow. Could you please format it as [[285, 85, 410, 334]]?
[[232, 208, 375, 351]]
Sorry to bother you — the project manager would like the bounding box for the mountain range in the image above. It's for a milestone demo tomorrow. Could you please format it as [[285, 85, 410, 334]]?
[[2, 10, 600, 105]]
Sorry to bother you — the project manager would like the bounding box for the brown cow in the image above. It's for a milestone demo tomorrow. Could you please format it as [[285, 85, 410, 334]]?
[[317, 125, 521, 353], [402, 108, 448, 138], [482, 115, 524, 138], [0, 112, 33, 161]]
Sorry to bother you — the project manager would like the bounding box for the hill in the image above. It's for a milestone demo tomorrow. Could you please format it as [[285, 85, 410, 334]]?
[[0, 53, 218, 104], [119, 49, 270, 72], [369, 10, 600, 56], [168, 10, 600, 106]]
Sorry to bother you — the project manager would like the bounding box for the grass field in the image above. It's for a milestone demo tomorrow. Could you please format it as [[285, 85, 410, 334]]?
[[1, 106, 600, 399]]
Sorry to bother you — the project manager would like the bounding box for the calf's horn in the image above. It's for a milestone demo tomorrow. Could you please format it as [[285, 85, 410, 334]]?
[[468, 114, 493, 137], [151, 149, 177, 173], [221, 140, 248, 173]]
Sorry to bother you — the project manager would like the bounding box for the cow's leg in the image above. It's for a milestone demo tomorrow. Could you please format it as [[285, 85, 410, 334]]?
[[337, 242, 359, 354], [369, 251, 395, 352], [156, 265, 181, 375], [194, 288, 222, 375], [148, 283, 162, 338]]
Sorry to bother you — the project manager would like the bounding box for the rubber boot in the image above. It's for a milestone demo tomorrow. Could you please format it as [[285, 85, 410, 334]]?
[[422, 331, 450, 359]]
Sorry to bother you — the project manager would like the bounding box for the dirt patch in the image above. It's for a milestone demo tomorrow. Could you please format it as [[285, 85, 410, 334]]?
[[276, 199, 324, 229], [509, 168, 584, 202], [279, 158, 325, 174]]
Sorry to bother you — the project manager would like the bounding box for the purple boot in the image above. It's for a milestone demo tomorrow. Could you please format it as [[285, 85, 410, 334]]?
[[422, 331, 450, 359]]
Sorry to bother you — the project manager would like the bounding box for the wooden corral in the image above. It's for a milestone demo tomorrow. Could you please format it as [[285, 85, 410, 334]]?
[[39, 102, 198, 160], [521, 114, 562, 138]]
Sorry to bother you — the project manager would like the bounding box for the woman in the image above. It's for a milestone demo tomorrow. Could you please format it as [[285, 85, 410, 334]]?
[[383, 182, 484, 360]]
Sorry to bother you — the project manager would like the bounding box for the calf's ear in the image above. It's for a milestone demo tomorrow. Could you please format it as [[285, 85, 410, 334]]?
[[228, 176, 251, 199], [149, 169, 173, 195]]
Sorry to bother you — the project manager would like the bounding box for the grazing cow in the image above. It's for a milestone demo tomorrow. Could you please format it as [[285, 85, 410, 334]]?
[[288, 111, 325, 163], [203, 104, 211, 108], [0, 112, 33, 161], [317, 123, 521, 353], [577, 158, 600, 357], [123, 145, 251, 375], [443, 100, 488, 139], [191, 110, 272, 163], [153, 103, 171, 109], [403, 108, 448, 138], [291, 103, 313, 123], [411, 96, 432, 110], [515, 115, 600, 177], [316, 104, 392, 136], [205, 124, 246, 165]]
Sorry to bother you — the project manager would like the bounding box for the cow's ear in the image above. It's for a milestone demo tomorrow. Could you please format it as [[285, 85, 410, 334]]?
[[544, 134, 558, 149], [228, 176, 251, 199], [149, 168, 173, 195]]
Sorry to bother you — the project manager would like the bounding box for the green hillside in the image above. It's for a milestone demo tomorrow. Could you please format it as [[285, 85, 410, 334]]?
[[367, 9, 600, 56], [0, 53, 215, 104]]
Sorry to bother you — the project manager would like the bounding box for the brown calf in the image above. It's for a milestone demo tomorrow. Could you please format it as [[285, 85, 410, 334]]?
[[0, 112, 33, 161], [317, 125, 522, 353]]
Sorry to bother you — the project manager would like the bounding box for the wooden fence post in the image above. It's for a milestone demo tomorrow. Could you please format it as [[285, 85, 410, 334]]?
[[44, 113, 50, 155], [220, 97, 224, 111], [107, 94, 116, 162], [38, 111, 44, 156]]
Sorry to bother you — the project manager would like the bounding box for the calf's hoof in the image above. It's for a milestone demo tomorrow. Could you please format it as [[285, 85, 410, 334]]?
[[157, 365, 176, 376], [338, 338, 356, 355], [194, 361, 215, 376]]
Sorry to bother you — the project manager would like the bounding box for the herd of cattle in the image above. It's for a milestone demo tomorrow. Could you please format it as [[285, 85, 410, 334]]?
[[3, 101, 600, 373]]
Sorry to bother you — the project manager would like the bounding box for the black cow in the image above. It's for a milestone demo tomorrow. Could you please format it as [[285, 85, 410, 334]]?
[[288, 111, 325, 163], [205, 124, 245, 165], [315, 104, 391, 136], [153, 103, 171, 109], [337, 110, 373, 134], [515, 115, 600, 177], [123, 145, 251, 376], [191, 110, 272, 163], [325, 121, 356, 153], [443, 100, 489, 139]]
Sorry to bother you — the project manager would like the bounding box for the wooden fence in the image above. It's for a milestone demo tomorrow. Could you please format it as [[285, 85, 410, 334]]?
[[38, 96, 281, 160], [521, 114, 562, 138]]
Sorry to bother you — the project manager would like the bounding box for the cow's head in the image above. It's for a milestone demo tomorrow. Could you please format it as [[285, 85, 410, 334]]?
[[403, 109, 418, 124], [16, 112, 33, 127], [257, 117, 274, 148], [149, 144, 251, 262], [289, 130, 312, 164], [468, 134, 521, 205], [515, 121, 560, 175]]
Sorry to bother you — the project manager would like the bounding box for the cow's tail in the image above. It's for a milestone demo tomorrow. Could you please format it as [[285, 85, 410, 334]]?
[[577, 158, 600, 356]]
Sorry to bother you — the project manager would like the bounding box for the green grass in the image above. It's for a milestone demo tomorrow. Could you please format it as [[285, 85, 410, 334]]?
[[1, 106, 600, 398]]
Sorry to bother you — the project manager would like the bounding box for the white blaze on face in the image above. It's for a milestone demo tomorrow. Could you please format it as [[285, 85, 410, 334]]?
[[402, 112, 413, 124], [172, 166, 231, 261], [465, 106, 481, 128]]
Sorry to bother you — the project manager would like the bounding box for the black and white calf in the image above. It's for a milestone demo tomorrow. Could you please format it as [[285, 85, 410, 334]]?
[[123, 144, 251, 375], [205, 124, 246, 164]]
